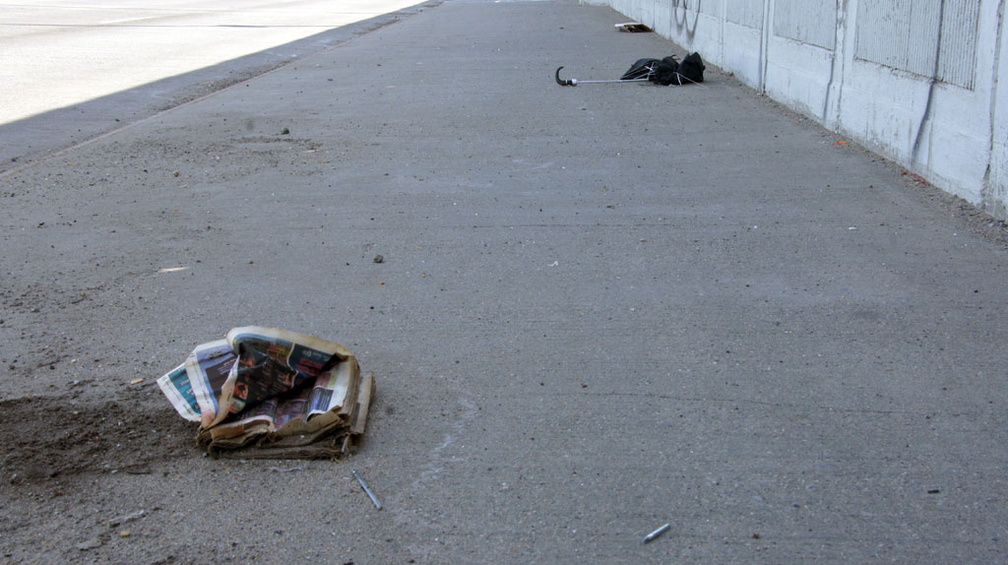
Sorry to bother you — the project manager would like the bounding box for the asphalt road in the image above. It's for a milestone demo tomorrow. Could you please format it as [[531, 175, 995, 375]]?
[[0, 0, 427, 172]]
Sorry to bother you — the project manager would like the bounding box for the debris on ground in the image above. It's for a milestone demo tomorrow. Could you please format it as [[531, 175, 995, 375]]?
[[620, 53, 706, 85], [555, 52, 705, 87], [352, 468, 383, 510], [158, 326, 374, 459], [615, 22, 651, 32], [644, 523, 670, 543]]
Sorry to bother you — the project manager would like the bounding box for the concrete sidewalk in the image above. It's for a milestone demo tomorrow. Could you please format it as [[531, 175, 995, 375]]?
[[2, 0, 1007, 562]]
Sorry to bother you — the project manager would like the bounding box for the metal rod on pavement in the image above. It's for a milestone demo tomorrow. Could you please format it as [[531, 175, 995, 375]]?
[[352, 469, 383, 510], [555, 66, 649, 86], [644, 523, 671, 543]]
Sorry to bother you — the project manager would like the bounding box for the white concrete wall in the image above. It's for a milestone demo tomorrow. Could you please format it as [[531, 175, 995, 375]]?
[[587, 0, 1008, 220]]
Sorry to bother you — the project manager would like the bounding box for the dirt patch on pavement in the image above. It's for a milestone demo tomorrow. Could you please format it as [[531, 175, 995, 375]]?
[[0, 397, 194, 485]]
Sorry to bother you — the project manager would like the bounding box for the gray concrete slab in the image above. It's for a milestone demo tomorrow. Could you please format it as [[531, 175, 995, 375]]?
[[2, 0, 1007, 562]]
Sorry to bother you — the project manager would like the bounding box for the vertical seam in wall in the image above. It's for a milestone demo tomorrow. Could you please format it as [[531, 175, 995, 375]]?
[[983, 0, 1007, 206], [720, 0, 725, 64], [822, 0, 844, 124], [759, 0, 770, 92], [911, 0, 947, 167], [665, 0, 673, 39], [835, 0, 853, 129]]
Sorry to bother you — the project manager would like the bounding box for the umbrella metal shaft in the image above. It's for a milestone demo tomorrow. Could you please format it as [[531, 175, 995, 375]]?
[[572, 78, 646, 84], [555, 66, 648, 86]]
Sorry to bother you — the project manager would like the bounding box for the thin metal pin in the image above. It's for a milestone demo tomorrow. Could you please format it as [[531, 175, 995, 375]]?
[[352, 469, 382, 510], [644, 523, 670, 543]]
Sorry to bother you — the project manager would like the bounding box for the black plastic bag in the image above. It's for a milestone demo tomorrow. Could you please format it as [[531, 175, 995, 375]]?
[[645, 52, 705, 85], [677, 52, 705, 84], [649, 56, 681, 85]]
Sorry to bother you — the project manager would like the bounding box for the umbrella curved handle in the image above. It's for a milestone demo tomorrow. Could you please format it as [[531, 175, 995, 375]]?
[[555, 66, 576, 86]]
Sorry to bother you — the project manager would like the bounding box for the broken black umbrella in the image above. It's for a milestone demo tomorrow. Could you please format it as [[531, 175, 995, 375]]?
[[555, 53, 705, 87]]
